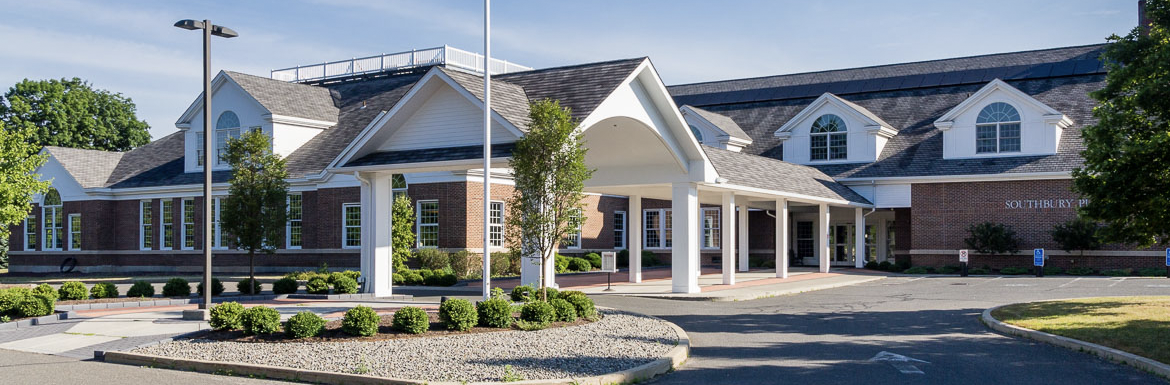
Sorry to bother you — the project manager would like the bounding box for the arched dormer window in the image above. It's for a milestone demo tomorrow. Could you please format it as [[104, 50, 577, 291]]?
[[42, 188, 64, 250], [688, 124, 704, 142], [810, 114, 847, 160], [392, 174, 408, 201], [975, 102, 1020, 153], [215, 111, 242, 165]]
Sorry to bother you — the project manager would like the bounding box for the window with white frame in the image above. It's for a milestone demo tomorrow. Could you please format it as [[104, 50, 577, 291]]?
[[140, 200, 153, 250], [68, 214, 81, 250], [391, 174, 408, 202], [215, 111, 241, 165], [42, 188, 63, 251], [701, 208, 720, 249], [561, 210, 582, 249], [489, 201, 504, 248], [182, 198, 195, 249], [810, 114, 847, 160], [211, 198, 223, 248], [613, 211, 626, 249], [287, 194, 303, 249], [161, 200, 174, 250], [416, 200, 439, 248], [343, 203, 361, 248], [975, 102, 1021, 154], [24, 215, 36, 251], [643, 209, 673, 249]]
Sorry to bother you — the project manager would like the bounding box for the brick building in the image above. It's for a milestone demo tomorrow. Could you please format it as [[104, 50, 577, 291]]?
[[8, 44, 1163, 292]]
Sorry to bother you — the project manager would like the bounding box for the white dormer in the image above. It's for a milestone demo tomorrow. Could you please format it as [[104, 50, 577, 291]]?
[[934, 79, 1073, 159], [680, 105, 753, 152], [773, 93, 897, 164]]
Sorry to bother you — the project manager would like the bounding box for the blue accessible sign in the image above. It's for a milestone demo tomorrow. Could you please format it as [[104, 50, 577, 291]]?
[[1034, 248, 1045, 267], [1165, 248, 1169, 267]]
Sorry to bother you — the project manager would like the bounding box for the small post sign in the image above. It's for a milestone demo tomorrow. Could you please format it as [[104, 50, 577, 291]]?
[[601, 252, 618, 291], [1165, 248, 1169, 279], [959, 249, 969, 277], [1034, 248, 1045, 277]]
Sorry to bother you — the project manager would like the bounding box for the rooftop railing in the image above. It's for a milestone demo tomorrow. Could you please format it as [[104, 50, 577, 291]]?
[[270, 45, 532, 82]]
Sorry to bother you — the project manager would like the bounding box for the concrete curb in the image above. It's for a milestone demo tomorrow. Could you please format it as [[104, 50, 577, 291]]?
[[0, 310, 79, 330], [102, 311, 690, 385], [285, 293, 413, 301], [626, 275, 884, 302], [55, 295, 279, 312], [981, 303, 1170, 380]]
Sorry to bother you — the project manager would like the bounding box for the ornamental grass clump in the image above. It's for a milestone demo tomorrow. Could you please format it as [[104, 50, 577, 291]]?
[[272, 277, 299, 295], [242, 306, 282, 335], [550, 298, 577, 322], [306, 277, 329, 294], [439, 298, 477, 331], [477, 297, 514, 328], [127, 281, 155, 298], [89, 282, 119, 299], [209, 301, 245, 331], [285, 311, 326, 338], [332, 276, 359, 294], [58, 281, 88, 301], [392, 306, 429, 334], [162, 278, 191, 297], [342, 305, 380, 337]]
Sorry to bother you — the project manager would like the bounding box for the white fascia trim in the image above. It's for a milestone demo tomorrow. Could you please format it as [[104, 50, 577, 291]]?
[[865, 125, 898, 139], [703, 181, 871, 208], [336, 157, 513, 174], [326, 110, 389, 170], [680, 105, 754, 146], [836, 171, 1072, 184], [632, 59, 718, 182], [774, 92, 894, 136], [175, 72, 270, 128], [933, 78, 1071, 129], [265, 113, 335, 129]]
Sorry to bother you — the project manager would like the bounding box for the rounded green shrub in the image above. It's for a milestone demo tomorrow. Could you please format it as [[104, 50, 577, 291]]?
[[341, 270, 361, 282], [272, 277, 299, 295], [877, 261, 893, 271], [584, 253, 602, 269], [236, 278, 261, 295], [306, 277, 329, 294], [19, 294, 55, 318], [568, 258, 592, 272], [550, 298, 577, 322], [332, 276, 359, 294], [127, 281, 155, 298], [1067, 267, 1096, 276], [520, 301, 555, 325], [539, 287, 559, 301], [864, 260, 880, 270], [392, 273, 404, 285], [196, 278, 225, 296], [326, 272, 347, 286], [936, 265, 960, 274], [162, 278, 191, 297], [209, 301, 245, 330], [417, 248, 451, 270], [342, 305, 380, 336], [425, 271, 457, 286], [555, 255, 570, 273], [510, 285, 536, 302], [439, 298, 477, 331], [90, 282, 119, 299], [902, 266, 931, 274], [999, 267, 1030, 275], [1138, 267, 1164, 277], [285, 311, 326, 338], [564, 294, 596, 319], [476, 297, 514, 328], [32, 284, 57, 300], [1102, 268, 1132, 277], [242, 305, 282, 335], [403, 270, 424, 285], [392, 306, 429, 334], [0, 288, 30, 317], [58, 281, 88, 301]]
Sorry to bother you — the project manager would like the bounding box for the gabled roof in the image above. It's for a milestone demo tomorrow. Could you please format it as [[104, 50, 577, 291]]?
[[224, 71, 339, 123], [774, 93, 895, 136], [496, 58, 646, 122], [933, 78, 1072, 129], [439, 67, 532, 130], [682, 105, 751, 141], [702, 146, 869, 204], [42, 147, 124, 189]]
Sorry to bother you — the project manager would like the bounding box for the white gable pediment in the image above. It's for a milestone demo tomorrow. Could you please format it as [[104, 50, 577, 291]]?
[[772, 93, 896, 164], [934, 79, 1073, 159]]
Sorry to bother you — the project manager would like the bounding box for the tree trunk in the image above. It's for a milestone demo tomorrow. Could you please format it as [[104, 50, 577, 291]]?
[[249, 249, 256, 295]]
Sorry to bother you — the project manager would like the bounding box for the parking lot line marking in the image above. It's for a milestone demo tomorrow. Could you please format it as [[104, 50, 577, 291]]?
[[1108, 278, 1126, 287], [1057, 278, 1082, 288], [971, 277, 1002, 286]]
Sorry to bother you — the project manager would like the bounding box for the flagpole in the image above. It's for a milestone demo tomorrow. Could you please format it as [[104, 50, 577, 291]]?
[[481, 0, 492, 301]]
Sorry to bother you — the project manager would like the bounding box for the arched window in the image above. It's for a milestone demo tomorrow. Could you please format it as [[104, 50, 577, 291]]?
[[975, 102, 1021, 153], [42, 188, 64, 250], [688, 125, 704, 142], [215, 111, 242, 165], [391, 174, 408, 201], [810, 114, 847, 160]]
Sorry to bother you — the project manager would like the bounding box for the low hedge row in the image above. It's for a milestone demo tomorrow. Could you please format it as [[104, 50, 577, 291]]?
[[0, 287, 56, 320], [392, 268, 458, 287]]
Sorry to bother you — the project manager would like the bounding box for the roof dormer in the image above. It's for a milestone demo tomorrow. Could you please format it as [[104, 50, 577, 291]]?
[[933, 79, 1072, 159], [680, 105, 753, 152], [773, 93, 897, 164]]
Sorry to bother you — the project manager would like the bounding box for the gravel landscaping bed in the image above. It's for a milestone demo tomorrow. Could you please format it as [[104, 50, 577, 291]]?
[[134, 309, 678, 382]]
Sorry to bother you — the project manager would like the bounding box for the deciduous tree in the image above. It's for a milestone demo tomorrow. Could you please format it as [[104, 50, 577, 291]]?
[[0, 78, 150, 151], [220, 130, 288, 291], [0, 121, 50, 267]]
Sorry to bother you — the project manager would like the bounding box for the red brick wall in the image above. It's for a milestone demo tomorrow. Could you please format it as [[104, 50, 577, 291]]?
[[307, 187, 359, 249], [407, 182, 469, 249], [8, 250, 359, 274]]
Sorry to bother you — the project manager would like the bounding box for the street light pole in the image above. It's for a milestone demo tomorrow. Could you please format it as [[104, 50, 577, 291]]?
[[175, 19, 237, 320]]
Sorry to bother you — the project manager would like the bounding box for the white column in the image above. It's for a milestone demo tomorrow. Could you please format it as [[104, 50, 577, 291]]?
[[737, 202, 749, 273], [776, 199, 789, 279], [629, 195, 642, 283], [818, 203, 830, 273], [366, 174, 393, 297], [855, 207, 866, 269], [672, 182, 700, 293], [359, 174, 373, 293], [721, 192, 735, 285]]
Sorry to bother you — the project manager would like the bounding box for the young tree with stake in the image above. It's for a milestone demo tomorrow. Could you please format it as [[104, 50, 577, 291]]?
[[220, 130, 288, 293]]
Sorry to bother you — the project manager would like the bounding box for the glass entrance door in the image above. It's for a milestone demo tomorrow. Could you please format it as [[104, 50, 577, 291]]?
[[828, 224, 855, 266]]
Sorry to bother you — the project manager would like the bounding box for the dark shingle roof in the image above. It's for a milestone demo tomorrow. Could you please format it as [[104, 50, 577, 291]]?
[[345, 143, 516, 168], [685, 105, 751, 140], [670, 44, 1108, 179], [43, 147, 123, 188], [224, 71, 339, 123], [439, 68, 532, 130], [703, 146, 869, 204], [497, 58, 645, 122]]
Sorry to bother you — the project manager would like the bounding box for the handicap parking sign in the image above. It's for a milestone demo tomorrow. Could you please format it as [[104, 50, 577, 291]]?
[[1034, 248, 1045, 267], [1165, 248, 1169, 267]]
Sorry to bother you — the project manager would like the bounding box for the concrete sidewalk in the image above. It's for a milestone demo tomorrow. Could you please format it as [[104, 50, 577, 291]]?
[[577, 268, 885, 301]]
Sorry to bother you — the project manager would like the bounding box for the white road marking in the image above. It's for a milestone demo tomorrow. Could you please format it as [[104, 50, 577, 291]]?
[[971, 277, 1002, 286], [1057, 277, 1082, 288], [1147, 284, 1170, 288], [869, 351, 929, 374], [1005, 284, 1034, 287], [1108, 278, 1126, 287]]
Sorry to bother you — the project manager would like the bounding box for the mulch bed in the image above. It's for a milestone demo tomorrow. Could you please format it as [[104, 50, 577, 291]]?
[[192, 312, 597, 344]]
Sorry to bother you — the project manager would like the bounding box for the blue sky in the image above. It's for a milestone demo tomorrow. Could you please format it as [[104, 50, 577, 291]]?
[[0, 0, 1139, 140]]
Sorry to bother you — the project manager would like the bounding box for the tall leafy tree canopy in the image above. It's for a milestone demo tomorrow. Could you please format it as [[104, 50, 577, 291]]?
[[0, 78, 151, 151], [1073, 0, 1170, 247], [0, 120, 50, 238], [220, 129, 289, 286], [507, 99, 594, 298]]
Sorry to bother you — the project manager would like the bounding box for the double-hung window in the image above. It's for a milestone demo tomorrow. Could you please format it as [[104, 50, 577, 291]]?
[[287, 194, 303, 249], [975, 102, 1021, 154], [810, 114, 847, 161], [182, 198, 195, 249], [613, 211, 626, 249], [416, 200, 439, 248], [161, 200, 174, 250], [24, 215, 36, 250], [211, 198, 223, 249], [488, 201, 504, 248], [701, 208, 720, 249], [342, 203, 361, 248], [42, 189, 63, 251], [643, 209, 673, 249], [68, 214, 81, 250], [215, 111, 241, 165], [140, 200, 153, 250], [561, 210, 582, 249]]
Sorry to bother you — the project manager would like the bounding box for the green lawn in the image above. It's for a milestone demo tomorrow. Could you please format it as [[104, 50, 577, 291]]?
[[992, 296, 1170, 364]]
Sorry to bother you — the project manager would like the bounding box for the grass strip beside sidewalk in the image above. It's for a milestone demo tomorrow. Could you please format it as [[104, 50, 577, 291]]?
[[991, 296, 1170, 365]]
